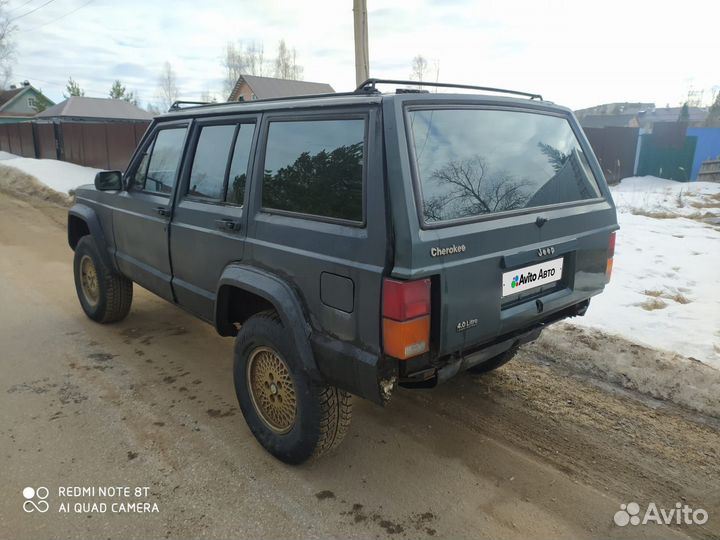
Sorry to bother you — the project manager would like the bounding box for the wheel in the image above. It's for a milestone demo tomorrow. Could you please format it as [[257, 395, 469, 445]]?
[[467, 346, 518, 374], [73, 235, 133, 323], [233, 311, 352, 464]]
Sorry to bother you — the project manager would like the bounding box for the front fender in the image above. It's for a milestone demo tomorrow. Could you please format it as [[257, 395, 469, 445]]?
[[68, 203, 117, 272]]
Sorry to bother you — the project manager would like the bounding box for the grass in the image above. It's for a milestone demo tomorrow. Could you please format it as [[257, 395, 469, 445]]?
[[639, 298, 668, 311], [642, 290, 692, 305]]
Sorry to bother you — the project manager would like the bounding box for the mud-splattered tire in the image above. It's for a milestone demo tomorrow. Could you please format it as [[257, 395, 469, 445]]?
[[233, 311, 352, 464], [467, 346, 518, 374], [73, 235, 132, 323]]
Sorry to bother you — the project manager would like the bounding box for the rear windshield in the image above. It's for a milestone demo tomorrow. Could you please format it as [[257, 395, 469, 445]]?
[[408, 108, 601, 224]]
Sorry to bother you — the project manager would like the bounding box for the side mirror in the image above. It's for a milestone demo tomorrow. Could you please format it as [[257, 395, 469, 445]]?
[[94, 171, 123, 191]]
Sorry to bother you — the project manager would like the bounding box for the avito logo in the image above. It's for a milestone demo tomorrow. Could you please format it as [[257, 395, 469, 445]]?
[[511, 267, 556, 289]]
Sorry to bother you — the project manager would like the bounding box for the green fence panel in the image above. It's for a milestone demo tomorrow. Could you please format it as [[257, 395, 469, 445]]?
[[637, 134, 698, 181]]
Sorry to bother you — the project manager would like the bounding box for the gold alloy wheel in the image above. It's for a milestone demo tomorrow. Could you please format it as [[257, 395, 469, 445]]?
[[247, 346, 297, 434], [79, 255, 99, 307]]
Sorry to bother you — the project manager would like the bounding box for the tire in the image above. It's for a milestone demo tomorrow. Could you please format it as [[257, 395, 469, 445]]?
[[73, 235, 133, 323], [467, 346, 518, 374], [233, 311, 352, 464]]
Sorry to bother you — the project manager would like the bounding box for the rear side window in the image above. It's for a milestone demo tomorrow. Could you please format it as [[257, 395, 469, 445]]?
[[408, 109, 601, 224], [226, 125, 255, 205], [261, 119, 364, 222], [133, 127, 187, 195], [187, 123, 255, 204], [188, 124, 236, 200]]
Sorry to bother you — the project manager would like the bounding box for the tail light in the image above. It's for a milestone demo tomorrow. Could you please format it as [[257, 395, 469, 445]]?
[[382, 278, 430, 360], [606, 232, 616, 281]]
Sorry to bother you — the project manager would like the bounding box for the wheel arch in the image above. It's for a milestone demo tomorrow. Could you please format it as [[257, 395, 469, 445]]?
[[68, 204, 116, 272], [215, 264, 320, 381]]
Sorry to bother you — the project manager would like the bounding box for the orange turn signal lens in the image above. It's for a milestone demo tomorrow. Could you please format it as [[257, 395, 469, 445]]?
[[383, 316, 430, 360], [606, 258, 614, 281]]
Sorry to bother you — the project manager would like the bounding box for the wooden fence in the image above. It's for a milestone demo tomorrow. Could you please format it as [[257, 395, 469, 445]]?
[[582, 126, 639, 184], [0, 121, 150, 171]]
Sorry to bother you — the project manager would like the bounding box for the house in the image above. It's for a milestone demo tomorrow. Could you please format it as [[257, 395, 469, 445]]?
[[576, 102, 709, 130], [575, 102, 654, 118], [579, 114, 640, 129], [228, 74, 334, 101], [636, 106, 708, 129], [35, 96, 153, 123], [0, 81, 55, 124]]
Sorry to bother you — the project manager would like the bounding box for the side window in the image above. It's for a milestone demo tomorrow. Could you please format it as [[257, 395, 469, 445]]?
[[226, 124, 255, 205], [188, 124, 236, 200], [131, 127, 187, 195], [262, 119, 364, 222]]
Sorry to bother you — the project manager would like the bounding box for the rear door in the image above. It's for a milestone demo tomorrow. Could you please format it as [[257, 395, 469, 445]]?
[[387, 98, 618, 356], [169, 115, 258, 321], [113, 123, 189, 301]]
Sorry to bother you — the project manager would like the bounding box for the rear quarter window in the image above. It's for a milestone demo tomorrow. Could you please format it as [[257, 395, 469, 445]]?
[[408, 108, 601, 224], [261, 118, 365, 223]]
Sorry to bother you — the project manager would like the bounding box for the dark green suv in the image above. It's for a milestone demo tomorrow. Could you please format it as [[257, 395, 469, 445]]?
[[68, 79, 618, 464]]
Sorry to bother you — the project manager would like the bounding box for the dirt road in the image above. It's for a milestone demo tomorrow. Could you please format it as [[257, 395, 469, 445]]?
[[1, 191, 718, 539]]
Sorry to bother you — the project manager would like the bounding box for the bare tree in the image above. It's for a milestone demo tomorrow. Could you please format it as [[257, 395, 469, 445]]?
[[222, 41, 266, 95], [273, 39, 303, 80], [423, 156, 530, 221], [0, 1, 16, 89], [200, 90, 218, 103], [157, 61, 179, 111], [410, 55, 440, 90], [410, 54, 428, 83]]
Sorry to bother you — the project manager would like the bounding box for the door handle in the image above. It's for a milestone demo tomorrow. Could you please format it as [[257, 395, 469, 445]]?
[[215, 218, 241, 232], [155, 206, 170, 217]]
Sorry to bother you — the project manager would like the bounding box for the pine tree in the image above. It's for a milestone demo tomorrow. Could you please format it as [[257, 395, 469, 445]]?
[[678, 102, 690, 122], [704, 92, 720, 127], [64, 77, 84, 97], [109, 79, 137, 104], [31, 93, 52, 113], [109, 79, 126, 99]]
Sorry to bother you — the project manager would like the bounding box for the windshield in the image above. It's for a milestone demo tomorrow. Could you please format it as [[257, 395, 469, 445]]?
[[408, 108, 601, 224]]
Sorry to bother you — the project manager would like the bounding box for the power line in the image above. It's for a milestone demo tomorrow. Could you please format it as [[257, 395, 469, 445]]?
[[9, 0, 57, 22], [18, 0, 95, 33]]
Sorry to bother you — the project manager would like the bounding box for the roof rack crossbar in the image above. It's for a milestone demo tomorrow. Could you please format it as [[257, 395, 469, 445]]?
[[169, 100, 212, 111], [355, 78, 543, 100]]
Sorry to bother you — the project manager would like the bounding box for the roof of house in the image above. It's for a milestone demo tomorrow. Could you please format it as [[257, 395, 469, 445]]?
[[579, 114, 639, 128], [229, 74, 334, 101], [639, 106, 708, 124], [36, 96, 153, 121], [0, 87, 27, 108]]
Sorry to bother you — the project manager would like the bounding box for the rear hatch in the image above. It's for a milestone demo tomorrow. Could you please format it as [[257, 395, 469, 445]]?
[[386, 97, 618, 357]]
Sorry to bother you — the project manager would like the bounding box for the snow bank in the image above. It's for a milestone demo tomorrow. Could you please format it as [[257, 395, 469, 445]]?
[[0, 153, 100, 194], [0, 164, 72, 206], [527, 324, 720, 418], [571, 176, 720, 369]]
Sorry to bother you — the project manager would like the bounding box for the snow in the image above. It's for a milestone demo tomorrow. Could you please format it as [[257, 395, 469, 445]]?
[[572, 176, 720, 369], [0, 152, 100, 194]]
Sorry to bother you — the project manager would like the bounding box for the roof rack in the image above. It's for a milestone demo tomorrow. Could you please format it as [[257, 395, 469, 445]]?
[[165, 90, 372, 113], [355, 78, 543, 100], [168, 100, 212, 111]]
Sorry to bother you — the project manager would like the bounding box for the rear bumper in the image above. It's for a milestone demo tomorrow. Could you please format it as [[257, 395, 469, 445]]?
[[311, 298, 590, 403], [401, 298, 590, 387]]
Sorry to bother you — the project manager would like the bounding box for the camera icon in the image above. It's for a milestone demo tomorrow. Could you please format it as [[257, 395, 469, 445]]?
[[23, 486, 49, 513]]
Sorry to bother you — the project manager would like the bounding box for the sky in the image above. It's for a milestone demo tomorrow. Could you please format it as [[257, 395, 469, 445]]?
[[7, 0, 719, 111]]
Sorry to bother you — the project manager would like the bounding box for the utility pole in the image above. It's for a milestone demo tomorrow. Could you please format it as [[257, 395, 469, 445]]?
[[353, 0, 369, 87]]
